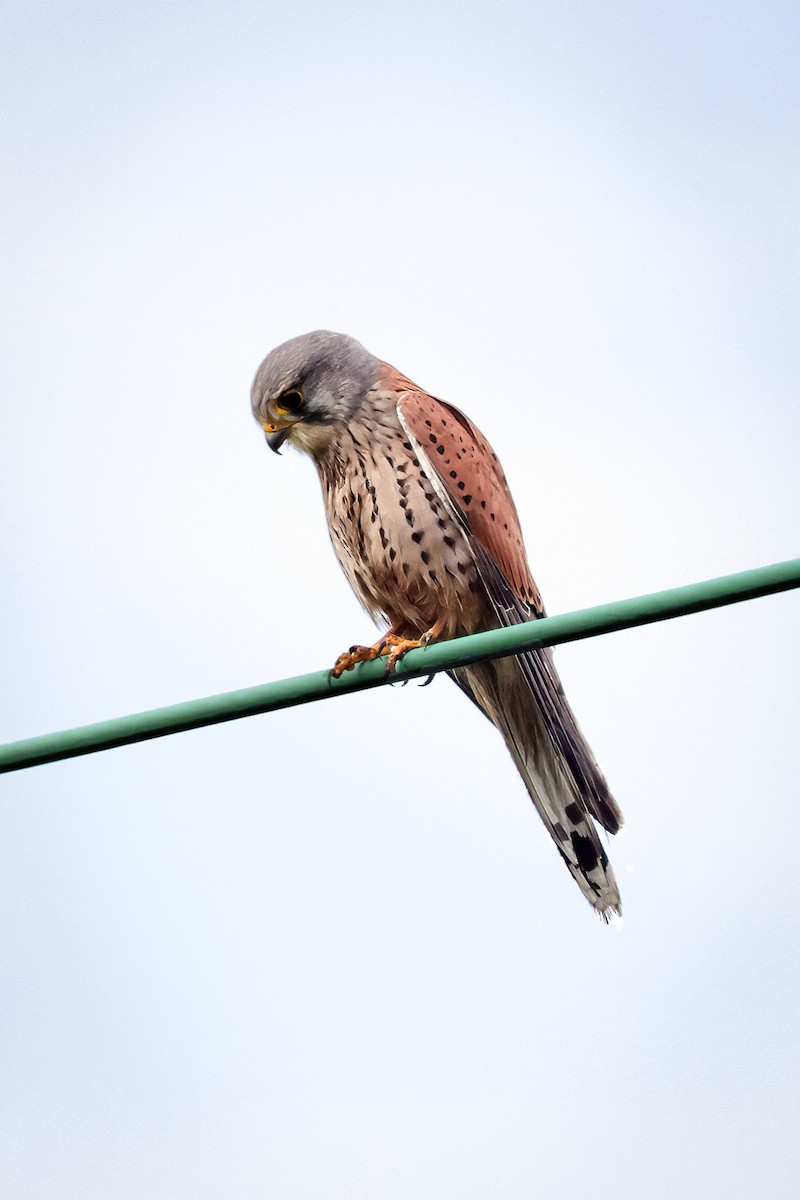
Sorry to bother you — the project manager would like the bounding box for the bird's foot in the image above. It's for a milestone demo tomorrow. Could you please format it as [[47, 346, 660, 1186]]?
[[331, 626, 408, 677], [331, 619, 446, 679], [381, 633, 426, 673], [330, 638, 416, 679], [381, 617, 447, 673], [331, 642, 383, 679]]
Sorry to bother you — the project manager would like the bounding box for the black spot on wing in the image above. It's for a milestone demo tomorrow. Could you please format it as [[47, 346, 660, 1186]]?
[[437, 399, 476, 439]]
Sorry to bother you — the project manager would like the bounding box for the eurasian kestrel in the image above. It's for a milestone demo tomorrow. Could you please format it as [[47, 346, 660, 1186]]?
[[251, 331, 623, 918]]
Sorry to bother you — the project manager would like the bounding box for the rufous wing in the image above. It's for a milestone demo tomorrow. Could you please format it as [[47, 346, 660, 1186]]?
[[396, 381, 622, 840], [397, 388, 543, 613]]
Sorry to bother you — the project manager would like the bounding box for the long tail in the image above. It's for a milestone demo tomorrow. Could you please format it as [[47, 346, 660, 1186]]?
[[450, 653, 622, 919]]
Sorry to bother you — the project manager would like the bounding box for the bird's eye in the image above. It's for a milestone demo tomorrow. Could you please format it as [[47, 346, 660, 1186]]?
[[276, 389, 304, 415]]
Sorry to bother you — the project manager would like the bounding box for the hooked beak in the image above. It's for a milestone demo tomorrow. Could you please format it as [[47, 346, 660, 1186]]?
[[263, 421, 292, 454]]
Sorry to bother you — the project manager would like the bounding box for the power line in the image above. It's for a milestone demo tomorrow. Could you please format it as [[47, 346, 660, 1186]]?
[[1, 556, 798, 775]]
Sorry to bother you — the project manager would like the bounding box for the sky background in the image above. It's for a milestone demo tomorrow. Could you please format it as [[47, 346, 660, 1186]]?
[[1, 2, 799, 1196]]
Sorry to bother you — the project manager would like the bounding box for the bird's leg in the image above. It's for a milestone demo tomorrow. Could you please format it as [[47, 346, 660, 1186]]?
[[382, 615, 447, 674], [331, 622, 406, 679]]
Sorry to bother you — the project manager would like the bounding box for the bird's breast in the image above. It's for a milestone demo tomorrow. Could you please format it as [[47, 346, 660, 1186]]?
[[319, 426, 487, 637]]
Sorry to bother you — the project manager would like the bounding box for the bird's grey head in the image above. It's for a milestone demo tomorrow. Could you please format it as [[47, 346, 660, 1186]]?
[[251, 330, 380, 456]]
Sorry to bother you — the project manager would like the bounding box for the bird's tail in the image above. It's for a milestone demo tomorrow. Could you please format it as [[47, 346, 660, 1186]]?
[[451, 653, 622, 920]]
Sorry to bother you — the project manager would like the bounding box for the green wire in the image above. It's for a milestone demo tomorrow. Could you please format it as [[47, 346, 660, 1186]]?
[[1, 556, 798, 775]]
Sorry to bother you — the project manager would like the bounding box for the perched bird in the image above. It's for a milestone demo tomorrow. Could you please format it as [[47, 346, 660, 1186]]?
[[251, 331, 623, 918]]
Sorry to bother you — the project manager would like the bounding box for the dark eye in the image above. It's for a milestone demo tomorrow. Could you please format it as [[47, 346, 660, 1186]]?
[[276, 389, 304, 415]]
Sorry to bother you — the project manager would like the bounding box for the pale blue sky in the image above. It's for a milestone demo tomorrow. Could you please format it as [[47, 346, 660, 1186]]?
[[1, 3, 799, 1197]]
